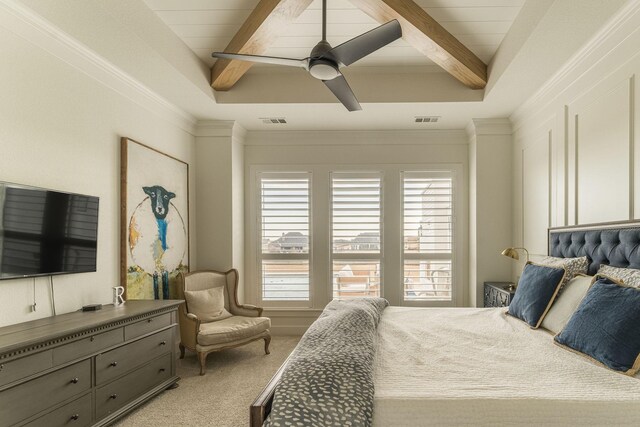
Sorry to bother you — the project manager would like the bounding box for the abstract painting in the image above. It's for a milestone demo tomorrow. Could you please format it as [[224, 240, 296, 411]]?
[[121, 137, 189, 300]]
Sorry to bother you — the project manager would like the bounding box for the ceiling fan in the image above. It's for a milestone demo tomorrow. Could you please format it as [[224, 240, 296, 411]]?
[[212, 0, 402, 111]]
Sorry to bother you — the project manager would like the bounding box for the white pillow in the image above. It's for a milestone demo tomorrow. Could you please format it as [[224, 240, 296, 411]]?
[[184, 287, 232, 322], [541, 274, 592, 334]]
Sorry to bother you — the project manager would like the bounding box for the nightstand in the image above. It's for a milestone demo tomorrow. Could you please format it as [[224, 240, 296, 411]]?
[[484, 282, 516, 307]]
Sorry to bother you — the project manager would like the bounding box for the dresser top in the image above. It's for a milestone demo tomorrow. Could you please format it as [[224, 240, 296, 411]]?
[[485, 282, 516, 292], [0, 300, 182, 355]]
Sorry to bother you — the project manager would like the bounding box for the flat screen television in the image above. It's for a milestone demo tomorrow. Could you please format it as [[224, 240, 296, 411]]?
[[0, 182, 99, 280]]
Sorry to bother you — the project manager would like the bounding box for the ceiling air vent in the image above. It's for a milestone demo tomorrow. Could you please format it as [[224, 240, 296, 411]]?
[[261, 117, 287, 124], [414, 116, 440, 123]]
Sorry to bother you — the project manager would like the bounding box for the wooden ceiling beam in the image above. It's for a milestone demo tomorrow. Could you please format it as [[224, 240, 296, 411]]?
[[211, 0, 313, 91], [348, 0, 487, 89]]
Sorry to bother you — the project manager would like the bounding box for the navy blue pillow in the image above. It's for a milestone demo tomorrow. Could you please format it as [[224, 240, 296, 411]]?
[[507, 262, 565, 328], [555, 276, 640, 375]]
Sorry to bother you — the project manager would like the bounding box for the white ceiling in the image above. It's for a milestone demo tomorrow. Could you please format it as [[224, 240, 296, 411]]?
[[144, 0, 525, 69]]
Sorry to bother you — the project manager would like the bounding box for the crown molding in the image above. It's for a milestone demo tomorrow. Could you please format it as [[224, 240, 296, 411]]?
[[0, 0, 198, 135], [193, 121, 247, 143], [511, 0, 640, 128], [232, 122, 247, 144], [466, 118, 512, 137], [244, 129, 469, 146], [194, 120, 235, 137]]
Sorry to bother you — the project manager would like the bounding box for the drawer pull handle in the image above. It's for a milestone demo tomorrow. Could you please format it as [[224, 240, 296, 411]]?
[[70, 377, 79, 384], [159, 368, 166, 373], [70, 414, 80, 421], [160, 341, 167, 346], [110, 361, 118, 367], [147, 318, 153, 323], [109, 394, 118, 400], [0, 364, 3, 372], [90, 336, 95, 342]]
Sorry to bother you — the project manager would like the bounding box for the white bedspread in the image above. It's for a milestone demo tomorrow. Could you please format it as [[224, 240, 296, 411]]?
[[373, 307, 640, 426]]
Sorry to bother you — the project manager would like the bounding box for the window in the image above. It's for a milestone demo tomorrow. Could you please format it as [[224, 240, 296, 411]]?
[[331, 173, 381, 299], [402, 172, 454, 302], [250, 165, 461, 308], [258, 173, 310, 302]]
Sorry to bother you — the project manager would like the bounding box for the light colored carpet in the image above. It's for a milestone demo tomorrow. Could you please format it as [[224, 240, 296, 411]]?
[[113, 336, 300, 427]]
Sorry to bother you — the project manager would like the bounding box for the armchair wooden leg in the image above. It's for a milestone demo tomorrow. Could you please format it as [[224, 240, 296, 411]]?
[[264, 335, 271, 355], [198, 351, 208, 376], [179, 343, 185, 359]]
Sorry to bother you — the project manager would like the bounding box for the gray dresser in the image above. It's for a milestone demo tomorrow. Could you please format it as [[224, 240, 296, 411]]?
[[0, 300, 182, 427]]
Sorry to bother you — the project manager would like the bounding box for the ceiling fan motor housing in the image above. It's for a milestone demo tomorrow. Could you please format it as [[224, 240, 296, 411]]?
[[309, 40, 340, 80], [309, 58, 340, 80]]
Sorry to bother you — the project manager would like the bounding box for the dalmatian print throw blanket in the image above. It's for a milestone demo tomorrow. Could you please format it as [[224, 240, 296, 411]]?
[[264, 297, 389, 427]]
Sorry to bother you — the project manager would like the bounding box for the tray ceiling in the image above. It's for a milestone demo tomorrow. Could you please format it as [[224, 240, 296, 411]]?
[[144, 0, 524, 69]]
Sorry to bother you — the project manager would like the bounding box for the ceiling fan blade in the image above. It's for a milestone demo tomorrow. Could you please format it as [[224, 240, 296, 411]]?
[[323, 74, 362, 112], [212, 52, 308, 69], [326, 20, 402, 67]]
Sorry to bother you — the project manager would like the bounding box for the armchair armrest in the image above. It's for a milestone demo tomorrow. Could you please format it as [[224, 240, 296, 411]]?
[[178, 308, 201, 350], [185, 312, 202, 332], [233, 304, 263, 317]]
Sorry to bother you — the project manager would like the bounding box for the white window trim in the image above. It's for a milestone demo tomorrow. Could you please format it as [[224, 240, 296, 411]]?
[[400, 166, 463, 307], [247, 163, 466, 310], [253, 170, 313, 308], [329, 171, 384, 300]]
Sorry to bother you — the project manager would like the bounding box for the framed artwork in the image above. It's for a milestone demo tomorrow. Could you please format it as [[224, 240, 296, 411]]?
[[120, 137, 189, 300]]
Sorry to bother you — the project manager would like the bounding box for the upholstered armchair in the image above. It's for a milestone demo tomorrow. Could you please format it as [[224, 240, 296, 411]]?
[[177, 269, 271, 375]]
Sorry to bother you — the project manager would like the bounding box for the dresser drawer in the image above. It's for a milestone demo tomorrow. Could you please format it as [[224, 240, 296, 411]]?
[[95, 353, 172, 419], [95, 328, 173, 385], [0, 359, 91, 426], [124, 312, 171, 340], [0, 350, 53, 388], [53, 328, 123, 365], [24, 392, 92, 427]]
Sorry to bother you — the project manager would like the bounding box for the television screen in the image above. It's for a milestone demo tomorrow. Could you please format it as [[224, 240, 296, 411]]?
[[0, 182, 99, 280]]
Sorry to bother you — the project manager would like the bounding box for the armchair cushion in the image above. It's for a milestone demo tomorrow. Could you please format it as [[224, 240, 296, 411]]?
[[197, 316, 271, 346], [184, 287, 232, 322]]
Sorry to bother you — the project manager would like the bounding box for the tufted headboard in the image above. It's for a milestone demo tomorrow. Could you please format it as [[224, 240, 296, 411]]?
[[548, 221, 640, 275]]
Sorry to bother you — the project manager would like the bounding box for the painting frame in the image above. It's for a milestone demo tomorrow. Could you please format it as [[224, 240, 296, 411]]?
[[120, 137, 189, 300]]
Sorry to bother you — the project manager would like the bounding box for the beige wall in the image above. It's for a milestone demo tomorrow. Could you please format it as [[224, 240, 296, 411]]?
[[0, 21, 196, 327], [468, 120, 513, 306], [511, 2, 640, 275], [194, 121, 245, 301]]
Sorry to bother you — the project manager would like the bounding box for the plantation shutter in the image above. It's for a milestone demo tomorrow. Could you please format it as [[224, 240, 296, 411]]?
[[259, 174, 310, 302], [331, 173, 382, 299], [402, 172, 454, 302]]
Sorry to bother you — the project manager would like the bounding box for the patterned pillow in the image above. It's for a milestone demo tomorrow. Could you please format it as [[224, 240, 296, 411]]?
[[538, 256, 588, 291], [508, 262, 566, 328], [597, 265, 640, 287], [555, 276, 640, 375]]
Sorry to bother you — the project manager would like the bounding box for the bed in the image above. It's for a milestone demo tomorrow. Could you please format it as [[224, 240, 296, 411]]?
[[251, 221, 640, 426]]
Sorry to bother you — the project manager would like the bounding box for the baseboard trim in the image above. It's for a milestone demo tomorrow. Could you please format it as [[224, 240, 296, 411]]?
[[270, 326, 309, 336]]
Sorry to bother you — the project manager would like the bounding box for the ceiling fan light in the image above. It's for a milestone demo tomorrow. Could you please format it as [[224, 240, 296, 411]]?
[[309, 62, 340, 80]]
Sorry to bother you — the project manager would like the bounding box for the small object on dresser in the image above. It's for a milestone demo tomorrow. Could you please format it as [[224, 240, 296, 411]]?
[[81, 304, 103, 312], [484, 282, 516, 307], [113, 286, 125, 305]]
